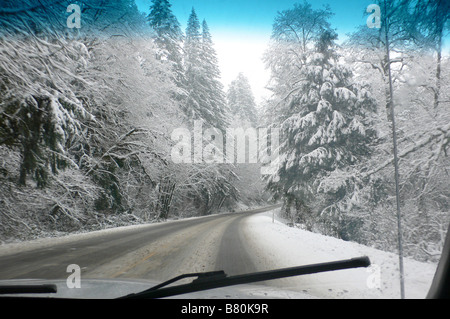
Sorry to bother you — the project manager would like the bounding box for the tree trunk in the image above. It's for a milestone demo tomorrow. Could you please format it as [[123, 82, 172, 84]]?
[[433, 26, 443, 110]]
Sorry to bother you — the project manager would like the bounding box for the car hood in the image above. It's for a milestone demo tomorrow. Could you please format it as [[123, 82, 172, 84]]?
[[0, 278, 314, 299]]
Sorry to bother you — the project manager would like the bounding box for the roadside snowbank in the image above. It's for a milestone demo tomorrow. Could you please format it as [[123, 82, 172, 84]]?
[[243, 208, 438, 299]]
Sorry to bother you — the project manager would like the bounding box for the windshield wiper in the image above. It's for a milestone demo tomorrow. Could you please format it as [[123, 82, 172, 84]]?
[[0, 284, 57, 295], [119, 256, 371, 299]]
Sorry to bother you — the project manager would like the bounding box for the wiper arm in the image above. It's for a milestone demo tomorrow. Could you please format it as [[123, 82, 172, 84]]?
[[141, 270, 227, 293], [0, 284, 57, 295], [119, 256, 370, 299]]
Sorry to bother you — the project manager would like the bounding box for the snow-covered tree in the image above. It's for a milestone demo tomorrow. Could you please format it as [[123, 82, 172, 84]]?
[[0, 0, 180, 236], [183, 9, 228, 130], [183, 8, 205, 123], [341, 1, 450, 259], [227, 73, 259, 126], [264, 5, 378, 236], [411, 0, 449, 109], [0, 1, 246, 241], [147, 0, 185, 87], [224, 72, 268, 206], [263, 1, 334, 127], [0, 1, 94, 187], [201, 19, 229, 130], [345, 0, 420, 120]]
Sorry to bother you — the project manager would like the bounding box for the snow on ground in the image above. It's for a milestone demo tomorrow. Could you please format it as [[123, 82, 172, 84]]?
[[243, 208, 439, 299]]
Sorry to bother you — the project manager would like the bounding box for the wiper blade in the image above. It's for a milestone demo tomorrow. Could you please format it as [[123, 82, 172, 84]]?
[[0, 284, 57, 295], [119, 256, 370, 299]]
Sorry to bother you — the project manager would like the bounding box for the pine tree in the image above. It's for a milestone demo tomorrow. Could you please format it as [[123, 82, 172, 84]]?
[[266, 27, 377, 236], [201, 19, 229, 130], [183, 8, 203, 121], [184, 9, 228, 130], [147, 0, 184, 85]]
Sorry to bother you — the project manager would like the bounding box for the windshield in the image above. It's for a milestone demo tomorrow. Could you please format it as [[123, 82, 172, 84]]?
[[0, 0, 449, 302]]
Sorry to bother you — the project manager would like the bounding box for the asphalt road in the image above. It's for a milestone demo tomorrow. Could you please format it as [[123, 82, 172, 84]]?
[[0, 205, 280, 283]]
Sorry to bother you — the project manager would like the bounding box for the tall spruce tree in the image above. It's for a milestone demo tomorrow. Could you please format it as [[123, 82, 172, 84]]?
[[184, 8, 204, 123], [147, 0, 185, 86], [201, 19, 229, 130], [184, 9, 228, 130], [266, 19, 377, 236]]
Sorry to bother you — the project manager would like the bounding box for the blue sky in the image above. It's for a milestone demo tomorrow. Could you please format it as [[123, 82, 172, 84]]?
[[135, 0, 375, 103], [136, 0, 374, 40]]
